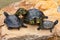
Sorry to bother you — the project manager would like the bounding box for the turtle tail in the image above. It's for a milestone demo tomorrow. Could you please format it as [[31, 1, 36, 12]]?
[[44, 16, 48, 19], [54, 20, 58, 25]]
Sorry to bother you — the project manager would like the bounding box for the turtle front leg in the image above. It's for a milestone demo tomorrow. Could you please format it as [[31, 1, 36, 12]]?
[[8, 27, 12, 30], [19, 18, 27, 28], [18, 27, 20, 30], [37, 24, 43, 30], [37, 26, 41, 30], [50, 29, 52, 33], [37, 19, 43, 30], [22, 24, 27, 28]]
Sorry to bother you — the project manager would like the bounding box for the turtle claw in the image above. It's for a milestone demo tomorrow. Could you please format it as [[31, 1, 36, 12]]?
[[37, 27, 41, 30], [50, 29, 52, 33], [18, 28, 20, 30], [22, 25, 27, 28], [37, 28, 40, 30]]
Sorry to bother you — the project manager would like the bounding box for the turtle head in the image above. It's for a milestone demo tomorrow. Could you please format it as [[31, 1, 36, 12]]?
[[15, 8, 27, 16], [54, 20, 58, 25], [4, 12, 9, 17], [51, 20, 58, 29]]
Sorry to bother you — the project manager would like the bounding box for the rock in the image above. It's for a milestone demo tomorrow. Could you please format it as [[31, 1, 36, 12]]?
[[0, 10, 5, 26], [54, 0, 60, 5], [34, 1, 58, 11], [0, 0, 60, 40], [8, 35, 53, 40], [57, 5, 60, 12]]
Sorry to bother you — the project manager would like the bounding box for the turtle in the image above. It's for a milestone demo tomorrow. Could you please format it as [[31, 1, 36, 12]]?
[[39, 20, 58, 32], [15, 8, 28, 17], [3, 12, 27, 30]]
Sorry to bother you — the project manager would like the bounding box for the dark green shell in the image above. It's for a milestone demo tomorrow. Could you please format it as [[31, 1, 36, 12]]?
[[15, 8, 28, 16]]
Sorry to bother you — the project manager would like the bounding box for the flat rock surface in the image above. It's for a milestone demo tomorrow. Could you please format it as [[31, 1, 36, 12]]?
[[0, 0, 60, 40]]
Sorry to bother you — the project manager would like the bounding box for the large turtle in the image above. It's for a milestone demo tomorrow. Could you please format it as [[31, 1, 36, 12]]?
[[4, 12, 27, 30], [40, 20, 58, 32], [23, 8, 48, 23]]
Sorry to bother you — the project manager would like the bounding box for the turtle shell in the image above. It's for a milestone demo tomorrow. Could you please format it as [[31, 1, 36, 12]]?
[[4, 15, 23, 28], [25, 8, 45, 21], [4, 12, 27, 29], [43, 20, 54, 29], [24, 8, 46, 25]]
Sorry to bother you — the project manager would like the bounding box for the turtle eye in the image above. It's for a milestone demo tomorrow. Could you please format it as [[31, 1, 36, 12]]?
[[30, 20, 34, 24]]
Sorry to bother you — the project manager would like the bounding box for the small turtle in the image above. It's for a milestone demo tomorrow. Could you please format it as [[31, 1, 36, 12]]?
[[4, 12, 27, 30], [39, 20, 58, 32], [15, 8, 28, 17]]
